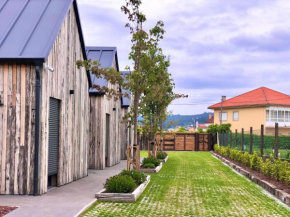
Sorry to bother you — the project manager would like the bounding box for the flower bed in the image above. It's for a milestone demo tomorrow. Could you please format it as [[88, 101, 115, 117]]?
[[0, 206, 17, 217], [95, 170, 150, 202], [140, 157, 163, 173], [96, 176, 150, 202], [214, 144, 290, 185], [157, 151, 168, 163], [212, 151, 290, 206]]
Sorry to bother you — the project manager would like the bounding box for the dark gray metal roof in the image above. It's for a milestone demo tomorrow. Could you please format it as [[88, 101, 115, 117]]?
[[121, 71, 131, 108], [0, 0, 87, 63], [86, 46, 119, 95], [0, 0, 91, 86]]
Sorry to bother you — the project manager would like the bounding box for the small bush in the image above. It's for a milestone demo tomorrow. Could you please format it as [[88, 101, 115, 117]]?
[[105, 175, 137, 193], [143, 163, 155, 168], [157, 152, 166, 160], [120, 170, 146, 185], [142, 157, 160, 167]]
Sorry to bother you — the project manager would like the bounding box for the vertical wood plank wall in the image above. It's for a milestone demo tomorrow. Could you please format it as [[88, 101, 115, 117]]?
[[89, 58, 124, 169], [38, 5, 89, 194], [120, 108, 129, 160], [0, 63, 36, 195]]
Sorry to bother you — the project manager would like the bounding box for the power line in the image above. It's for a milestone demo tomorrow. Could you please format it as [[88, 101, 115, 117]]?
[[170, 96, 290, 106]]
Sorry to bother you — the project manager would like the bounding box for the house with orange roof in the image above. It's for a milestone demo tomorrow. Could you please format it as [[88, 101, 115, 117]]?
[[208, 87, 290, 135]]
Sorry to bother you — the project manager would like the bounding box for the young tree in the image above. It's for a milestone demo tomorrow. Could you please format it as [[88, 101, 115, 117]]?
[[77, 0, 186, 146]]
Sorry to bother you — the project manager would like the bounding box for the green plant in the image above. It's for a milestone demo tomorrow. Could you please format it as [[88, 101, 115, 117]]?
[[120, 170, 146, 185], [143, 163, 155, 168], [176, 127, 186, 132], [214, 144, 290, 186], [105, 175, 137, 193], [197, 128, 204, 133], [207, 124, 231, 133], [157, 152, 166, 160], [142, 157, 160, 167], [250, 152, 260, 170]]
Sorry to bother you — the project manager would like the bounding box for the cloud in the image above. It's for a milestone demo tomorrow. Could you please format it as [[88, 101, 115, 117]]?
[[230, 29, 290, 52], [78, 0, 290, 115]]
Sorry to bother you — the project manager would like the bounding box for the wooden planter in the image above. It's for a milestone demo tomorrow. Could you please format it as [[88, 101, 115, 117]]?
[[95, 176, 151, 202], [140, 162, 163, 173], [160, 156, 169, 163]]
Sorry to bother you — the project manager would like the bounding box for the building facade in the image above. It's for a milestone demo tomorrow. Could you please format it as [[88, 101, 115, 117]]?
[[0, 0, 91, 195], [208, 87, 290, 135]]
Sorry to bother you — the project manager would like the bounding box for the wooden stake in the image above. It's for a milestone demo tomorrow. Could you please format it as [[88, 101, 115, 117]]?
[[260, 125, 264, 156], [241, 128, 244, 151], [274, 123, 279, 159], [249, 127, 253, 154], [235, 129, 237, 148]]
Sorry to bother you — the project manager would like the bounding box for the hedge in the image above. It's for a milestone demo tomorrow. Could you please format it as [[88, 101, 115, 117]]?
[[219, 133, 290, 150]]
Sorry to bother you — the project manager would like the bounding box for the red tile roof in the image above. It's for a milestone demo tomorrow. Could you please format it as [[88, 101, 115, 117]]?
[[204, 116, 214, 124], [208, 87, 290, 109]]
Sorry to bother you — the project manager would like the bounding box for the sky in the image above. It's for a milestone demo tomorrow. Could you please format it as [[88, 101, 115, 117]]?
[[78, 0, 290, 115]]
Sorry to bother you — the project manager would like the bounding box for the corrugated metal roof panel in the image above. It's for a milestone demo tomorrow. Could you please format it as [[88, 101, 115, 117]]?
[[0, 0, 76, 60], [121, 71, 131, 107], [86, 46, 118, 94]]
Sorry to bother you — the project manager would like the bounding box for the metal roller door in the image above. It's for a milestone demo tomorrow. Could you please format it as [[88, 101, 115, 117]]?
[[48, 98, 60, 176]]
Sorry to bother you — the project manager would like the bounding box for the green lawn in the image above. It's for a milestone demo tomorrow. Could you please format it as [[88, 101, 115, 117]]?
[[140, 150, 148, 158], [82, 152, 290, 217]]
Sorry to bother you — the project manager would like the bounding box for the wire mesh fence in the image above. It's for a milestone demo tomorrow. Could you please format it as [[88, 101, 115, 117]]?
[[218, 124, 290, 160]]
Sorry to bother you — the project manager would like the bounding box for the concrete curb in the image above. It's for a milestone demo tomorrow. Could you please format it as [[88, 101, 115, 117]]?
[[160, 156, 169, 163], [211, 151, 290, 207]]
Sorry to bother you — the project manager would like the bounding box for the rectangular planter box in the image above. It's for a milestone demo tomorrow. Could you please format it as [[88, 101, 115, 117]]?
[[160, 156, 169, 163], [95, 175, 151, 202], [140, 162, 163, 173]]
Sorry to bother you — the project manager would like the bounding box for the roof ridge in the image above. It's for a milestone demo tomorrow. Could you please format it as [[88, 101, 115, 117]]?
[[261, 87, 268, 103]]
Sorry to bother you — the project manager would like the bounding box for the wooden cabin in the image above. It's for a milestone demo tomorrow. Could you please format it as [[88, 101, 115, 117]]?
[[87, 47, 132, 169], [0, 0, 91, 195]]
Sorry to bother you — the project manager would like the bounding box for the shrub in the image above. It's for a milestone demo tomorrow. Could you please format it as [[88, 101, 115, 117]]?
[[250, 152, 260, 170], [143, 163, 155, 168], [120, 170, 146, 185], [105, 175, 137, 193], [214, 144, 290, 186], [142, 157, 160, 167], [157, 152, 166, 160]]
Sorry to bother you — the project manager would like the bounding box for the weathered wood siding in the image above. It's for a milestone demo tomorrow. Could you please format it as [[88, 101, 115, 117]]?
[[0, 63, 36, 195], [38, 5, 89, 194], [89, 96, 105, 169], [89, 58, 124, 169]]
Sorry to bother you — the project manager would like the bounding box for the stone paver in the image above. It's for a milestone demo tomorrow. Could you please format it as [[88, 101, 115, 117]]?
[[0, 161, 126, 217]]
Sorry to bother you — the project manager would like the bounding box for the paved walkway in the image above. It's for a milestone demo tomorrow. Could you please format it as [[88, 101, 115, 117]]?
[[0, 161, 126, 217]]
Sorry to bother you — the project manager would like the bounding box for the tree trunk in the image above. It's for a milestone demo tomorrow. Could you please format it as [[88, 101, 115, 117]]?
[[133, 95, 140, 145]]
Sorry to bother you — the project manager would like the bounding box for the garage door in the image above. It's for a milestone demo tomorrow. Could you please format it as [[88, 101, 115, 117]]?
[[48, 98, 60, 176]]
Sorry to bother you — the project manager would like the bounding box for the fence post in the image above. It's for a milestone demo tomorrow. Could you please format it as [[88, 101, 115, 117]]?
[[241, 128, 244, 151], [235, 129, 237, 147], [225, 133, 228, 146], [221, 132, 224, 146], [249, 127, 253, 154], [274, 123, 279, 159], [230, 132, 232, 148], [260, 125, 264, 156]]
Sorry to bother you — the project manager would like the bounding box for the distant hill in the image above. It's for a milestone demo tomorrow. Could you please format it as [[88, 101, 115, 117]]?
[[163, 112, 214, 129]]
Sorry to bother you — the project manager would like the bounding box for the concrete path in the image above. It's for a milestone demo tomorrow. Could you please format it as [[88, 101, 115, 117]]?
[[0, 161, 126, 217]]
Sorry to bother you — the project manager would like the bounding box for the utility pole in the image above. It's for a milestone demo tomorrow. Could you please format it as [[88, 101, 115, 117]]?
[[220, 96, 226, 125]]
